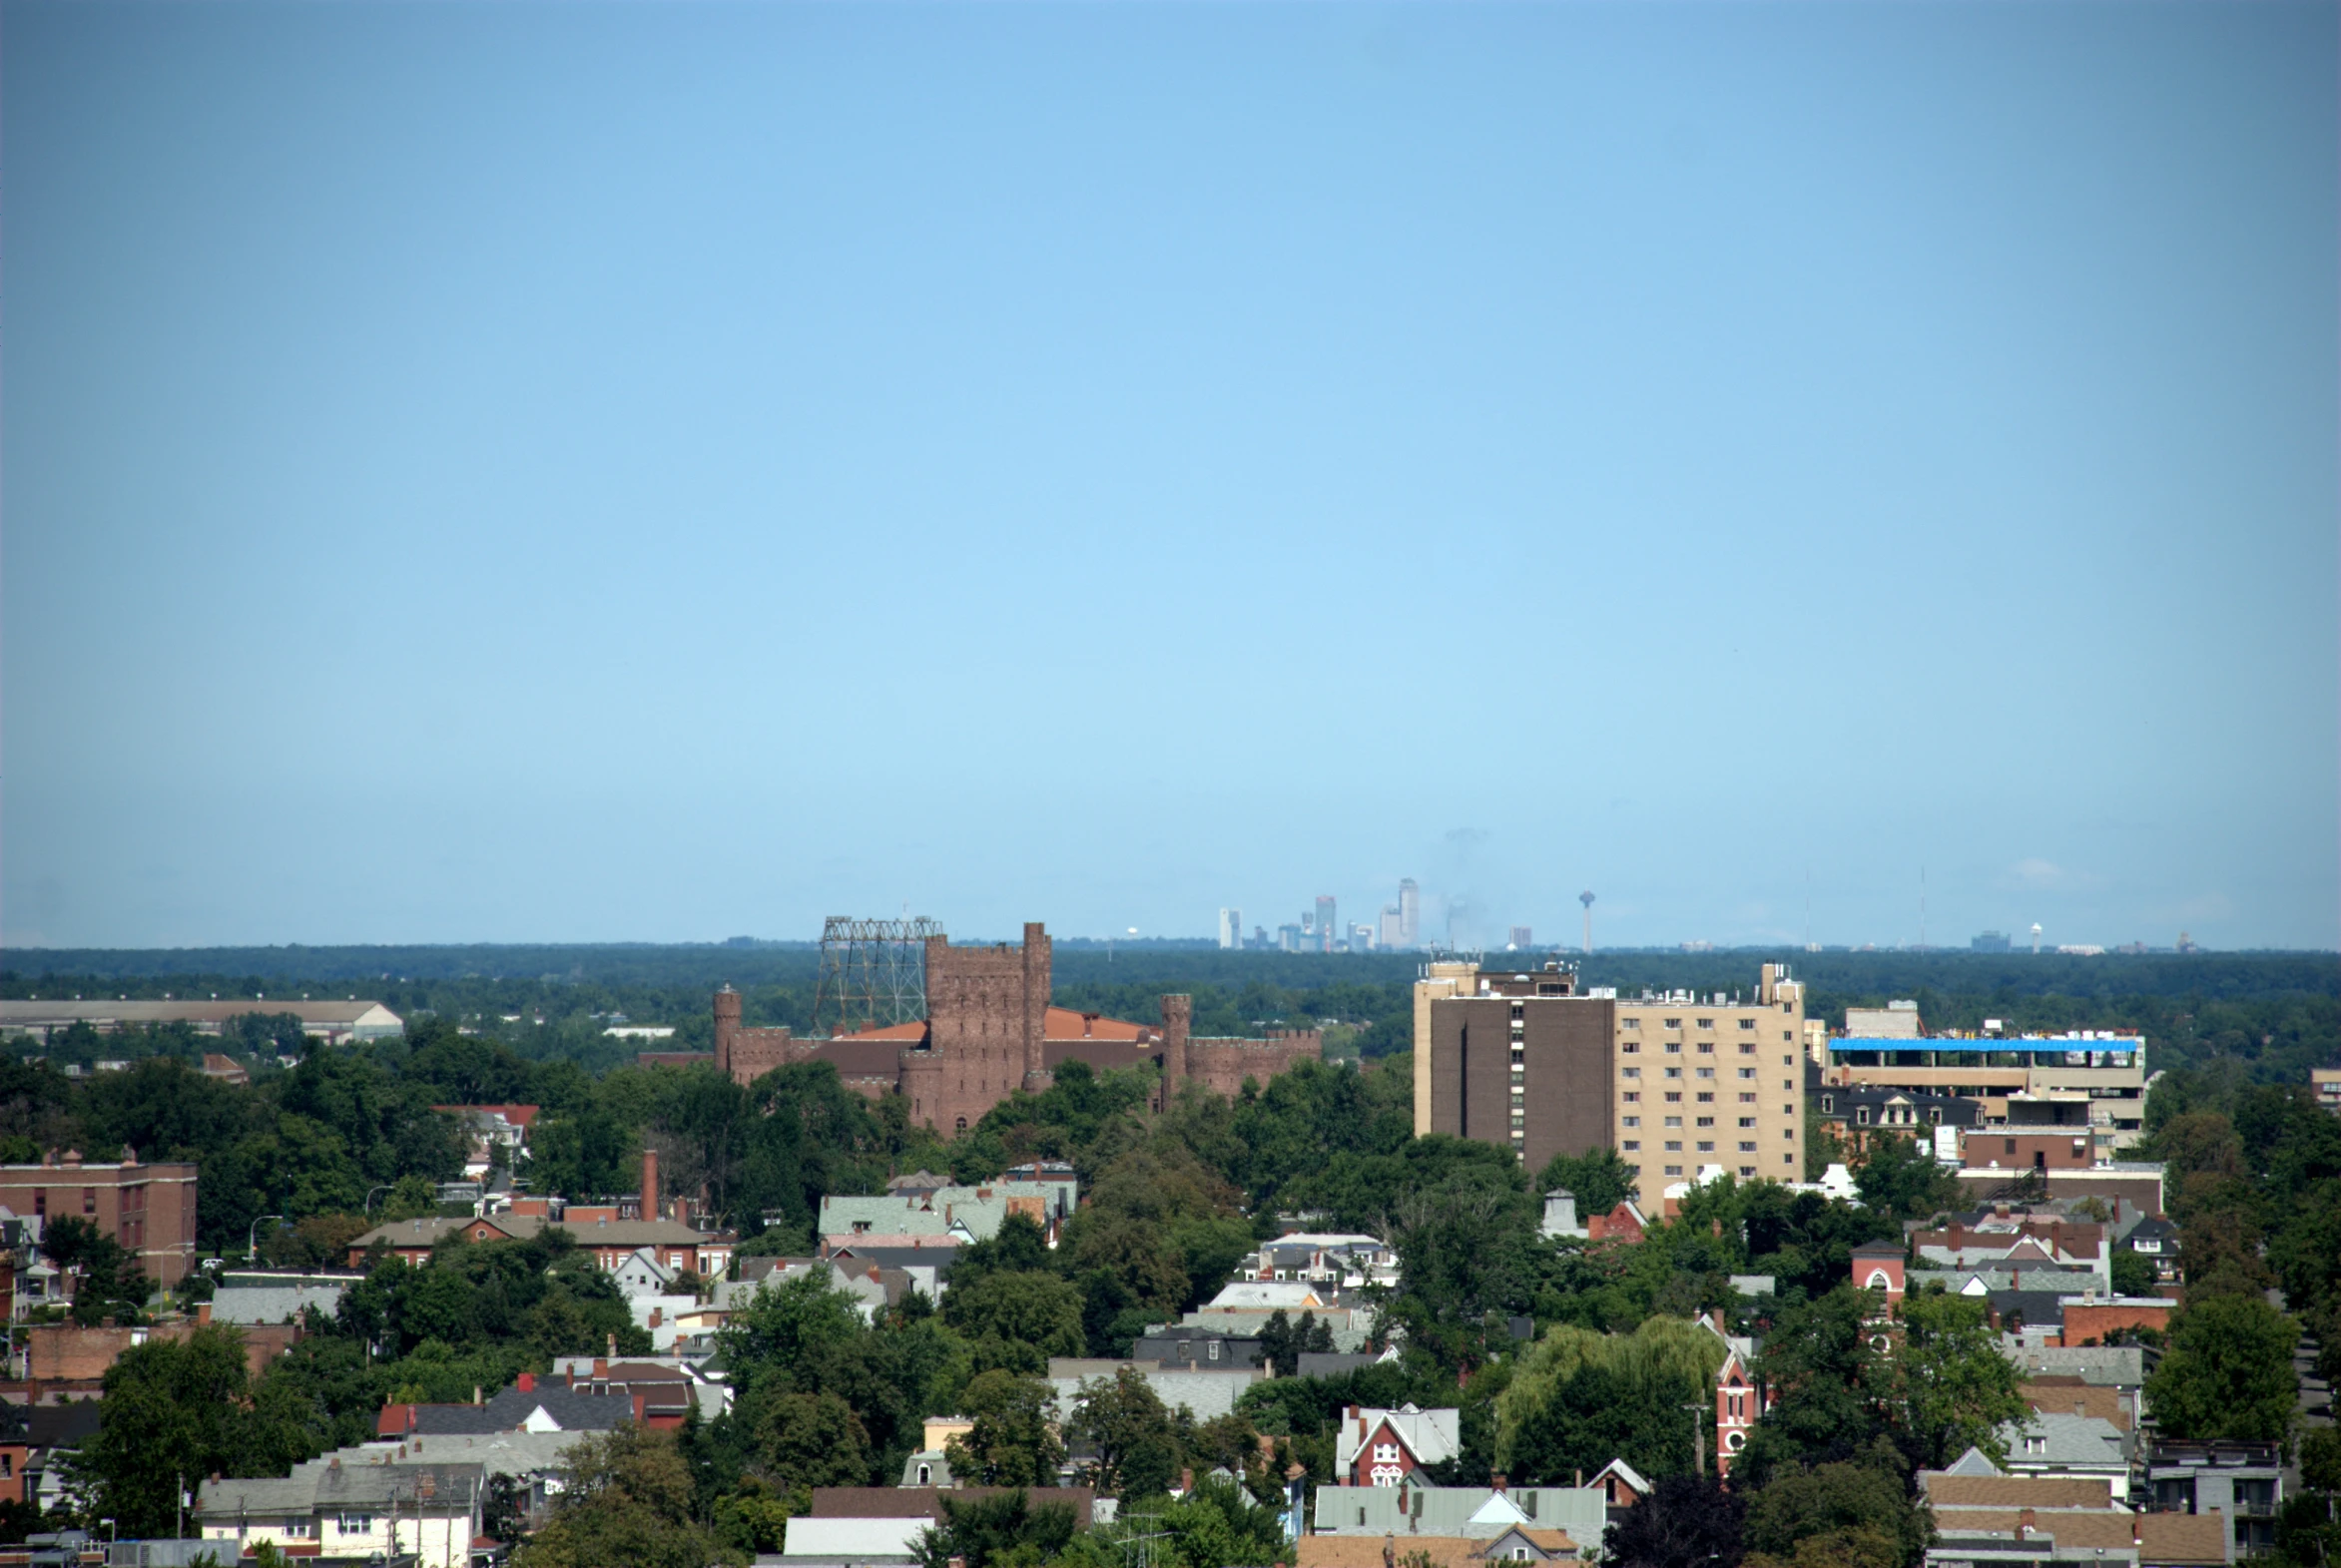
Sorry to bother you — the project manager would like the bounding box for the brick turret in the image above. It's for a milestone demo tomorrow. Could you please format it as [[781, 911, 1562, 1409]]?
[[1161, 995, 1192, 1105], [714, 986, 742, 1078]]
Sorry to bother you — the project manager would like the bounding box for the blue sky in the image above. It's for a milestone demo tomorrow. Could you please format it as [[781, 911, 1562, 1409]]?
[[5, 1, 2335, 952]]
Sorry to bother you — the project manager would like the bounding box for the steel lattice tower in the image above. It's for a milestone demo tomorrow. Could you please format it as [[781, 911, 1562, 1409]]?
[[812, 916, 945, 1036]]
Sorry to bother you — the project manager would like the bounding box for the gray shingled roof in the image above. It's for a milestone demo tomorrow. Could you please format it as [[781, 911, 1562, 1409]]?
[[210, 1285, 345, 1324], [411, 1383, 640, 1434], [1312, 1485, 1607, 1546], [2003, 1413, 2127, 1465]]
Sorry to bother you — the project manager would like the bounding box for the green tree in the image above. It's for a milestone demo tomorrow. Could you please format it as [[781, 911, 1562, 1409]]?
[[530, 1107, 635, 1202], [1890, 1291, 2025, 1471], [1131, 1473, 1294, 1568], [942, 1272, 1088, 1362], [43, 1218, 150, 1326], [2143, 1296, 2300, 1445], [913, 1489, 1080, 1568], [2109, 1249, 2156, 1299], [944, 1371, 1064, 1486], [1065, 1367, 1180, 1500], [756, 1391, 874, 1490], [1743, 1458, 1928, 1568], [1496, 1316, 1728, 1483], [1734, 1289, 1889, 1488], [720, 1271, 869, 1371], [515, 1423, 744, 1568], [1536, 1148, 1639, 1218], [79, 1325, 319, 1536], [1852, 1139, 1957, 1223], [1604, 1472, 1746, 1568]]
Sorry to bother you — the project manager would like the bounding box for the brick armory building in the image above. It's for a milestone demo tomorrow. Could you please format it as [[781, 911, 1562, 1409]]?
[[712, 922, 1322, 1133], [0, 1151, 200, 1287]]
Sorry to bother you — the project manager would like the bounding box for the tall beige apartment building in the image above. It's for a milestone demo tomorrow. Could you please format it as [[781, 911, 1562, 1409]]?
[[1416, 960, 1805, 1202], [1413, 960, 1484, 1137], [1610, 966, 1806, 1195]]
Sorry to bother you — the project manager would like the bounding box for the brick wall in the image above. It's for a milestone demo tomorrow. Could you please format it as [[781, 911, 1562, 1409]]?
[[1185, 1033, 1324, 1102], [2060, 1300, 2170, 1346]]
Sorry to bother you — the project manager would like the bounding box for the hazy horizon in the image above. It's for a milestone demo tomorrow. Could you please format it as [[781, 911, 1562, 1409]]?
[[6, 1, 2336, 953]]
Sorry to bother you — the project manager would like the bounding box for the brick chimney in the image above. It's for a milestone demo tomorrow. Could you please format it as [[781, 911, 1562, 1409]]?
[[518, 1371, 535, 1393], [641, 1147, 660, 1222]]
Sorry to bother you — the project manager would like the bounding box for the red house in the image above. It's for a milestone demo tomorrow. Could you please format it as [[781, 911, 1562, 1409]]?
[[1334, 1403, 1463, 1487]]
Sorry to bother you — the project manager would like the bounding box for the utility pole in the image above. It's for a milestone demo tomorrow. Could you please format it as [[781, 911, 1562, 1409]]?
[[1681, 1400, 1707, 1480]]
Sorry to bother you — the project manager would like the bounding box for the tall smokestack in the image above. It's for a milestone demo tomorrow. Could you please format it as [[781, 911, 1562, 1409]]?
[[641, 1147, 660, 1222]]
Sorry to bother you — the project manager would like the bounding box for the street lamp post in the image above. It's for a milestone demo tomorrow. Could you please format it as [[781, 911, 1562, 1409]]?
[[364, 1185, 392, 1214], [1681, 1400, 1708, 1480], [248, 1214, 286, 1264]]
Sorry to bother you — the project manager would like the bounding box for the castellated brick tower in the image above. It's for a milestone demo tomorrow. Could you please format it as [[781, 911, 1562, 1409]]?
[[714, 985, 742, 1079], [1160, 995, 1192, 1105], [1020, 921, 1051, 1091]]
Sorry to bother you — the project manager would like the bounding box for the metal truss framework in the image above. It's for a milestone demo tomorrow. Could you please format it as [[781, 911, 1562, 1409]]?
[[811, 916, 944, 1037]]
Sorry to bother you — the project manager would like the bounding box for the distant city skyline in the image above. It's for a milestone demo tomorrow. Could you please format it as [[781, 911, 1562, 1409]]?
[[5, 2, 2333, 951]]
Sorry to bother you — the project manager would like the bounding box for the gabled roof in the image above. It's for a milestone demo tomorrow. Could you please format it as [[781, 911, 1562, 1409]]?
[[2019, 1381, 2129, 1431], [1298, 1536, 1486, 1568], [1589, 1457, 1652, 1498], [1469, 1492, 1532, 1527], [1480, 1526, 1579, 1559], [1940, 1446, 2005, 1477], [2001, 1412, 2127, 1465], [1335, 1403, 1463, 1471], [25, 1403, 102, 1450], [1924, 1474, 2113, 1508]]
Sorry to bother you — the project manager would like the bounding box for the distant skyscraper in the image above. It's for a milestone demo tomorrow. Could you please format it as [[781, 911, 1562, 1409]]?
[[1277, 923, 1304, 952], [1399, 879, 1421, 947], [1379, 905, 1405, 948], [1218, 908, 1242, 950], [1316, 895, 1338, 953], [1351, 923, 1375, 954], [1508, 925, 1533, 949]]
